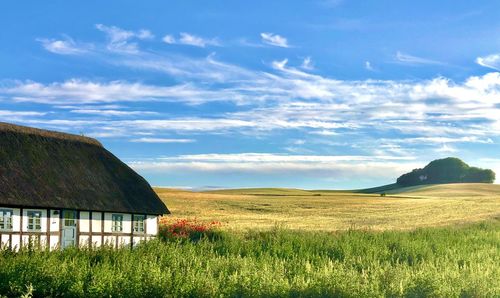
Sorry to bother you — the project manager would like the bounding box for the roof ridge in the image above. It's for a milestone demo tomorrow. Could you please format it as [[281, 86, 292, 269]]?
[[0, 122, 102, 147]]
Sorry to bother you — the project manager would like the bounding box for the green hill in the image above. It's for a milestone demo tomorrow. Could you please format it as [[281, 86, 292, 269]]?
[[396, 157, 495, 186]]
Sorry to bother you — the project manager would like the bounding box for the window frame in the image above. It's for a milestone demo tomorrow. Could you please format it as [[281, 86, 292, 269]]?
[[27, 210, 42, 231], [133, 215, 145, 234], [0, 209, 13, 231], [63, 210, 76, 227], [111, 214, 123, 232]]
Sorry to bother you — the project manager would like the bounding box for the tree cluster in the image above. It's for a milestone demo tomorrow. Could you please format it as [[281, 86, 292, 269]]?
[[396, 157, 495, 186]]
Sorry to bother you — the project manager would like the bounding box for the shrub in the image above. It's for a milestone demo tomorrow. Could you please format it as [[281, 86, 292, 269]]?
[[158, 218, 222, 242]]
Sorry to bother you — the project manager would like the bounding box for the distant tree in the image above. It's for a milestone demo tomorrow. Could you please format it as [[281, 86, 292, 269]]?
[[396, 157, 495, 186]]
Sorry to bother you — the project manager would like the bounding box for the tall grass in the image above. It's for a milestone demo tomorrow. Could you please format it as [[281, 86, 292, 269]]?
[[1, 221, 498, 297]]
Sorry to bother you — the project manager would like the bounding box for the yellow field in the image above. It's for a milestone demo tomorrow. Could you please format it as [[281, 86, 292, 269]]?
[[155, 183, 500, 231]]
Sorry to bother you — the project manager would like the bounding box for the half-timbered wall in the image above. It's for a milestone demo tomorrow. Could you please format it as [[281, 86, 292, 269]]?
[[0, 207, 159, 250]]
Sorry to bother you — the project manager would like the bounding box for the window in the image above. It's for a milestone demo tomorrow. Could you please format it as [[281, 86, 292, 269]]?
[[112, 214, 123, 232], [27, 211, 42, 231], [133, 215, 145, 233], [0, 209, 13, 231], [63, 211, 76, 227]]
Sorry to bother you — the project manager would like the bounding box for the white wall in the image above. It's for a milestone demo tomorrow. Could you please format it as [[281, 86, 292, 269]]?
[[146, 215, 158, 235], [11, 235, 20, 250], [11, 208, 21, 232], [1, 234, 9, 248], [49, 209, 59, 232], [92, 212, 102, 233], [80, 211, 90, 233], [79, 235, 90, 247], [122, 214, 132, 233], [0, 206, 160, 250], [91, 235, 102, 247], [50, 235, 59, 250]]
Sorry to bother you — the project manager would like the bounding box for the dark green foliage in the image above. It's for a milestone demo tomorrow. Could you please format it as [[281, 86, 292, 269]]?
[[397, 157, 495, 186], [1, 221, 498, 297]]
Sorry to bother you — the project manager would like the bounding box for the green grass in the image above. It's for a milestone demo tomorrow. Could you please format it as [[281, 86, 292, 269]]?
[[1, 220, 499, 297]]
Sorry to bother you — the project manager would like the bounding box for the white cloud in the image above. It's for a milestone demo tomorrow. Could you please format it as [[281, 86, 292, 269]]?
[[261, 32, 289, 48], [137, 29, 155, 40], [1, 79, 245, 104], [386, 136, 494, 145], [162, 35, 176, 44], [0, 110, 48, 126], [435, 144, 458, 153], [130, 137, 195, 143], [95, 24, 153, 53], [5, 33, 500, 149], [272, 58, 289, 70], [310, 130, 338, 136], [3, 69, 500, 140], [178, 33, 219, 47], [116, 51, 256, 83], [37, 38, 90, 55], [162, 33, 219, 47], [0, 110, 46, 117], [128, 153, 418, 179], [158, 153, 414, 162], [395, 51, 445, 66], [301, 57, 314, 70], [476, 53, 500, 70], [365, 61, 374, 71], [69, 109, 158, 116]]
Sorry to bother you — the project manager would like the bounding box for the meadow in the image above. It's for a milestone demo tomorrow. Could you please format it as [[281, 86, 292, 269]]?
[[1, 183, 499, 297], [1, 221, 499, 297], [155, 183, 500, 231]]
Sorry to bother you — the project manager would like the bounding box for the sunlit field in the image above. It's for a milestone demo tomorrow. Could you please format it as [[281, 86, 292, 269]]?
[[155, 183, 500, 231], [1, 183, 499, 297]]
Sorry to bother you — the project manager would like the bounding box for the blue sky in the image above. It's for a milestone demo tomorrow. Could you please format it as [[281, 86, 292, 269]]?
[[1, 0, 500, 189]]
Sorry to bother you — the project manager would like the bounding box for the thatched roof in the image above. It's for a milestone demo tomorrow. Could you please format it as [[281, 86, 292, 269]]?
[[0, 122, 169, 215]]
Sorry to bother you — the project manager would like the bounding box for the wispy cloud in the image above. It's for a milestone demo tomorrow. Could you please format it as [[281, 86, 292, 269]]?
[[3, 69, 500, 140], [6, 26, 500, 159], [130, 137, 195, 143], [301, 57, 314, 70], [435, 144, 458, 153], [37, 37, 90, 55], [476, 53, 500, 70], [0, 110, 46, 117], [162, 33, 220, 47], [128, 153, 418, 180], [365, 61, 374, 71], [69, 109, 158, 116], [261, 32, 289, 48], [1, 79, 245, 104], [162, 35, 176, 44], [394, 51, 445, 66], [178, 33, 219, 47], [95, 24, 154, 53]]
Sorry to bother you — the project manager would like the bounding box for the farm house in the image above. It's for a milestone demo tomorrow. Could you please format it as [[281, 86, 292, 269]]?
[[0, 122, 169, 250]]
